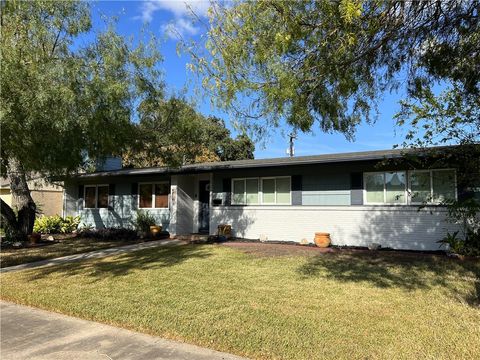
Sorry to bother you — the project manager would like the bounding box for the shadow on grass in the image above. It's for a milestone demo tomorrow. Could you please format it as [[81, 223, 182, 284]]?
[[297, 251, 480, 307], [26, 244, 213, 282]]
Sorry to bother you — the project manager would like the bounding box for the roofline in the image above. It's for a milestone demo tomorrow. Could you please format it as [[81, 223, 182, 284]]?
[[73, 146, 462, 180]]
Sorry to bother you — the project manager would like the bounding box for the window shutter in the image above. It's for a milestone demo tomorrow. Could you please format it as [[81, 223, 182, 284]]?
[[77, 185, 84, 211], [291, 175, 302, 205], [108, 184, 116, 209], [223, 178, 231, 206], [350, 173, 364, 205], [131, 183, 138, 210]]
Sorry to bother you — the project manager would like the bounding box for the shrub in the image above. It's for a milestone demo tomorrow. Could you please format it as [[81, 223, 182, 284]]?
[[440, 198, 480, 256], [134, 210, 157, 233], [33, 215, 80, 234]]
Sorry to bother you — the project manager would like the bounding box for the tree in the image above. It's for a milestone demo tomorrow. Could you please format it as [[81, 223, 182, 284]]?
[[189, 0, 479, 142], [122, 97, 254, 168], [0, 0, 163, 239]]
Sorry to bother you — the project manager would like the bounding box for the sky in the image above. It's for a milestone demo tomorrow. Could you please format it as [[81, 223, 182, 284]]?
[[91, 0, 409, 159]]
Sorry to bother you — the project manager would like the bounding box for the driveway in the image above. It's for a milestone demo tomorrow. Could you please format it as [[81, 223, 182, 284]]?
[[0, 301, 247, 360]]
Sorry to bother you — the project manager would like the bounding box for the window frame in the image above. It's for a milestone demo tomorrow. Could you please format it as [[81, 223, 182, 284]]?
[[363, 169, 457, 205], [231, 176, 291, 206], [138, 182, 170, 209], [84, 184, 109, 209]]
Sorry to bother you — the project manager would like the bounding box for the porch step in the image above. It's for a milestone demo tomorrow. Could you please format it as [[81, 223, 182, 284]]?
[[175, 233, 211, 243]]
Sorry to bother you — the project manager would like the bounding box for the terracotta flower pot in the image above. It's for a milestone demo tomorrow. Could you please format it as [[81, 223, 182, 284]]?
[[28, 232, 41, 244], [314, 232, 331, 248], [150, 225, 162, 237]]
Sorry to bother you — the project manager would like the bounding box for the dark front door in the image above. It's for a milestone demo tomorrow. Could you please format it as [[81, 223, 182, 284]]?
[[198, 180, 210, 233]]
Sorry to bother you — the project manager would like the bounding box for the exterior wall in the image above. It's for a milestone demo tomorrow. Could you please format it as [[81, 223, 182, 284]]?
[[171, 175, 195, 235], [210, 205, 457, 251], [31, 190, 63, 216], [0, 189, 12, 207], [65, 178, 170, 230]]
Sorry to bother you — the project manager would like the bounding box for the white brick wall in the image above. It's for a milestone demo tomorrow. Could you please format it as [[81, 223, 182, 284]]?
[[210, 206, 458, 251]]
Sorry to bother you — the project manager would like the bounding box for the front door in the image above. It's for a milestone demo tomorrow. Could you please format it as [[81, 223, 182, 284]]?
[[198, 180, 210, 233]]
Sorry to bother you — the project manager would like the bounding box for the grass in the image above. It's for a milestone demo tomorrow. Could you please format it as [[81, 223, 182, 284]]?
[[1, 244, 479, 359], [0, 237, 143, 268]]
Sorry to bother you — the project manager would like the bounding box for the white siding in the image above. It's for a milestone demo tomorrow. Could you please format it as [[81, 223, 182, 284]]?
[[210, 206, 458, 251]]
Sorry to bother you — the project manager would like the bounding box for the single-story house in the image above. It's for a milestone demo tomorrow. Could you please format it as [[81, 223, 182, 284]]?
[[63, 147, 478, 251]]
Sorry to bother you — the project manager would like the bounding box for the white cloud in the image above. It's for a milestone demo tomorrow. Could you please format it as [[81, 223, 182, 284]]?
[[138, 0, 210, 23], [161, 18, 200, 39]]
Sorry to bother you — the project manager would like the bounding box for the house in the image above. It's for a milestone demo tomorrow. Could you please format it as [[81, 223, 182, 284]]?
[[1, 176, 63, 216], [63, 147, 478, 251]]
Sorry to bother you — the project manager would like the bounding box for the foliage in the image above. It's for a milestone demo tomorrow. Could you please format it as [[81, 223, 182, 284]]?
[[33, 215, 81, 234], [188, 1, 479, 140], [438, 198, 480, 256], [80, 227, 138, 241], [123, 97, 254, 168], [133, 210, 157, 233], [0, 0, 162, 237]]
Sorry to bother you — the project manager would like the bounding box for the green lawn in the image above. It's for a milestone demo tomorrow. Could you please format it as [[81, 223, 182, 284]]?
[[0, 238, 143, 268], [1, 244, 479, 359]]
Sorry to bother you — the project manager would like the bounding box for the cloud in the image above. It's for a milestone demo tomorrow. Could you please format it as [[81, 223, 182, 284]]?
[[138, 0, 210, 23], [161, 18, 200, 39]]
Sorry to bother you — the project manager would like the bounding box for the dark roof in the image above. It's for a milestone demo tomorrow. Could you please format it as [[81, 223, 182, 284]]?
[[76, 147, 433, 179]]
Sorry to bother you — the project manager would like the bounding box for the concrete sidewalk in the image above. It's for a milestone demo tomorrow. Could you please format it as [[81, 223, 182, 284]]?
[[0, 301, 247, 360], [0, 239, 185, 274]]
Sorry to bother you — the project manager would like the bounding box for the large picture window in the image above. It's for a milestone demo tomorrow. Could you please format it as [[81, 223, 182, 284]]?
[[365, 172, 407, 204], [365, 169, 456, 205], [139, 183, 169, 209], [232, 177, 291, 205], [84, 185, 109, 209]]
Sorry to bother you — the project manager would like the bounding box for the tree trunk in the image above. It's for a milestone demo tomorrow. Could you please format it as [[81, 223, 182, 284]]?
[[5, 159, 36, 239]]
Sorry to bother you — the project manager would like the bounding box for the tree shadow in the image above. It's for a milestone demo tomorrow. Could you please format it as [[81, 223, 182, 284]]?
[[25, 243, 213, 282], [297, 250, 480, 307]]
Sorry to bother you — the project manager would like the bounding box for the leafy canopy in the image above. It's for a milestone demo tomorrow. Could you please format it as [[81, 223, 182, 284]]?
[[190, 0, 479, 143], [123, 97, 254, 168], [0, 0, 163, 177]]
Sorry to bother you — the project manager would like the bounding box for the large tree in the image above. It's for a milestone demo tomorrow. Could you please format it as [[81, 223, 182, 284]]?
[[123, 97, 254, 168], [0, 0, 163, 239], [190, 0, 479, 145]]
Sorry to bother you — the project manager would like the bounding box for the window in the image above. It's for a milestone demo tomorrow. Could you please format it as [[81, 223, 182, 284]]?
[[232, 179, 246, 205], [364, 172, 407, 204], [84, 185, 109, 209], [365, 169, 457, 205], [139, 183, 169, 209], [365, 173, 384, 203], [262, 178, 275, 204], [231, 177, 291, 205], [385, 172, 406, 204], [409, 171, 431, 203], [432, 170, 456, 202]]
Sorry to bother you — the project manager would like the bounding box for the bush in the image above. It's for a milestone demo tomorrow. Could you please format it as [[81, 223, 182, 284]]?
[[80, 227, 138, 241], [33, 215, 81, 234], [134, 210, 157, 233], [440, 198, 480, 256]]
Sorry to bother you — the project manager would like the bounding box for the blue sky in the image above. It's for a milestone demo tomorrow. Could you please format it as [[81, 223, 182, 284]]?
[[92, 0, 408, 159]]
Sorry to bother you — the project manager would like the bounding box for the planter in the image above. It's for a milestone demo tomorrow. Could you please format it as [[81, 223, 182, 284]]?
[[150, 225, 162, 237], [28, 232, 41, 244], [314, 232, 331, 248]]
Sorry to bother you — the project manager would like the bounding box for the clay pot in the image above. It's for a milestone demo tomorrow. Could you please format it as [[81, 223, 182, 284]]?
[[314, 232, 331, 248], [28, 232, 42, 244], [150, 225, 162, 237]]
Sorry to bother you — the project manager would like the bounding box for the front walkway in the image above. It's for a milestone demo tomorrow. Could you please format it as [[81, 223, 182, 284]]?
[[0, 239, 185, 274], [0, 301, 246, 360]]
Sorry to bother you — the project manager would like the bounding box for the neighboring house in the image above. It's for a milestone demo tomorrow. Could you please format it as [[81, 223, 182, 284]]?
[[63, 147, 478, 251], [1, 176, 63, 216]]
